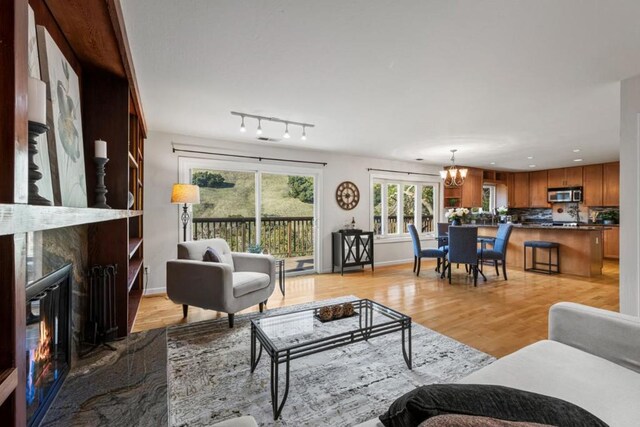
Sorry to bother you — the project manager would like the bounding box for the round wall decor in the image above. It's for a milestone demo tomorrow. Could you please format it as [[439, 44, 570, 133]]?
[[336, 181, 360, 210]]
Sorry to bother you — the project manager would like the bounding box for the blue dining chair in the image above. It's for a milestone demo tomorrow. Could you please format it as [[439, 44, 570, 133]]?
[[478, 223, 514, 280], [445, 226, 486, 286], [408, 224, 447, 277]]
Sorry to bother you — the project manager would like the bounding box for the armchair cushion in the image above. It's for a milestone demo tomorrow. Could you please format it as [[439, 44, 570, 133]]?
[[478, 249, 504, 261], [232, 272, 271, 297], [203, 246, 223, 263], [178, 239, 235, 271]]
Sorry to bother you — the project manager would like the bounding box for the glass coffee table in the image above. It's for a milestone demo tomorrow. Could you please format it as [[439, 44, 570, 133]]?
[[250, 299, 412, 419]]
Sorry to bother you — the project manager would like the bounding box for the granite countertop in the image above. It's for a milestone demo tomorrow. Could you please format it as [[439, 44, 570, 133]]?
[[470, 224, 611, 231]]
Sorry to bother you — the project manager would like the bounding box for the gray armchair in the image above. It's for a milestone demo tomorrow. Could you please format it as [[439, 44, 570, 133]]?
[[166, 238, 276, 327]]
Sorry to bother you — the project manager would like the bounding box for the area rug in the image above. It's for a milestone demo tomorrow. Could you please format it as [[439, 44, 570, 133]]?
[[167, 296, 495, 427]]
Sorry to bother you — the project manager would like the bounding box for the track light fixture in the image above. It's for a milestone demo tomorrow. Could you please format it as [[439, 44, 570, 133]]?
[[231, 111, 315, 141]]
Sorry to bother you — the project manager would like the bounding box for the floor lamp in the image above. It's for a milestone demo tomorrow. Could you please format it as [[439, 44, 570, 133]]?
[[171, 184, 201, 241]]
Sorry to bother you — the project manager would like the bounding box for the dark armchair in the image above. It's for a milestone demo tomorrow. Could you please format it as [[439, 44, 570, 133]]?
[[478, 223, 514, 280]]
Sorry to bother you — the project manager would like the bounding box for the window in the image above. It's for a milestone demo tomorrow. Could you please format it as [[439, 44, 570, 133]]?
[[482, 185, 496, 212], [372, 177, 438, 237]]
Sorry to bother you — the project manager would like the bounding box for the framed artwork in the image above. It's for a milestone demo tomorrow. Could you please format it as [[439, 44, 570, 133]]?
[[37, 25, 88, 207], [28, 6, 54, 204]]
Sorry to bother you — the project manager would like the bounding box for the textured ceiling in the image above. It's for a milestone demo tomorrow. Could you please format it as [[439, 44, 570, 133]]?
[[121, 0, 640, 170]]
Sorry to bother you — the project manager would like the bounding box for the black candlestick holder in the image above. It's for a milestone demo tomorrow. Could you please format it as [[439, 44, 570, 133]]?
[[28, 121, 52, 206], [92, 157, 111, 209]]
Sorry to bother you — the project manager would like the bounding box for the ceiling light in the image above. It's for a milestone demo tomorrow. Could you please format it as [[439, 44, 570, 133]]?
[[529, 164, 536, 168], [573, 149, 581, 153], [440, 149, 467, 188], [574, 158, 583, 162], [527, 156, 533, 159], [490, 162, 496, 165], [231, 111, 315, 142]]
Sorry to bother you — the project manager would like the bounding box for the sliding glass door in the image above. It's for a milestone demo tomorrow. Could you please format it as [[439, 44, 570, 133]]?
[[182, 159, 320, 274]]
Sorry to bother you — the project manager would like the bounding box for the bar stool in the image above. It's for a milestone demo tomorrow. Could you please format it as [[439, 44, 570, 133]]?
[[524, 241, 560, 274]]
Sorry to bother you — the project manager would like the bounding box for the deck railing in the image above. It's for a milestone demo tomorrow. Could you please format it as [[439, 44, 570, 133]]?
[[373, 215, 434, 234], [193, 216, 314, 258]]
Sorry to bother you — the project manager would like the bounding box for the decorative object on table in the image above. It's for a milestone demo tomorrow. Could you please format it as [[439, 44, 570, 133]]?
[[351, 216, 356, 229], [336, 181, 360, 210], [319, 306, 333, 321], [445, 207, 470, 226], [332, 230, 374, 275], [28, 7, 54, 205], [128, 191, 135, 208], [440, 149, 468, 188], [92, 140, 111, 209], [332, 304, 344, 319], [600, 210, 618, 225], [247, 243, 264, 254], [37, 25, 88, 207], [171, 184, 201, 241], [342, 302, 355, 316], [27, 78, 53, 206]]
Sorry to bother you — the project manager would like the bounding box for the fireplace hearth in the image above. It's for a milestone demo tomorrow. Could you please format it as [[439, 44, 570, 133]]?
[[25, 263, 72, 427]]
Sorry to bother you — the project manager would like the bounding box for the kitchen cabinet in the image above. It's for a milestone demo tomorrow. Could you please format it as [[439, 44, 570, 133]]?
[[529, 170, 549, 207], [461, 168, 483, 207], [582, 164, 603, 206], [512, 172, 530, 208], [507, 173, 515, 208], [603, 227, 619, 259], [603, 162, 620, 206], [548, 167, 583, 187]]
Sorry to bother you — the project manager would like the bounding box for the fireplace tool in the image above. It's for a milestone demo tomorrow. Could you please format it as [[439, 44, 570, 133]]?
[[81, 264, 119, 357]]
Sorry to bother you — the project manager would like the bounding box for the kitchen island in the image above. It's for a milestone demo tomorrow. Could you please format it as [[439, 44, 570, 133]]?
[[475, 224, 604, 277]]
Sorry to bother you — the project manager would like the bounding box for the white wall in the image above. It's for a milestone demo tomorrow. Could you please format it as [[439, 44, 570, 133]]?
[[143, 131, 443, 294], [620, 75, 640, 316]]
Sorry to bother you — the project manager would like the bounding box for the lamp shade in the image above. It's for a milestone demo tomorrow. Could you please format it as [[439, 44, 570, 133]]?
[[171, 184, 200, 204]]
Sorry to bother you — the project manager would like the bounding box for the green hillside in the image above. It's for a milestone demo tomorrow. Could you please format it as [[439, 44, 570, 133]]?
[[192, 171, 314, 218]]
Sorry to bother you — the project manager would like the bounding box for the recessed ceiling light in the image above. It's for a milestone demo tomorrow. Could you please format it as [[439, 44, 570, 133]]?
[[574, 158, 583, 162], [490, 162, 496, 165], [529, 164, 536, 168], [415, 158, 423, 161], [527, 156, 534, 159], [573, 149, 581, 153]]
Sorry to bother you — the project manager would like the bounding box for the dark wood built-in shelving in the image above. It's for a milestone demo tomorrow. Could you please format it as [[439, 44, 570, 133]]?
[[0, 369, 18, 407], [1, 0, 146, 423], [128, 237, 143, 259]]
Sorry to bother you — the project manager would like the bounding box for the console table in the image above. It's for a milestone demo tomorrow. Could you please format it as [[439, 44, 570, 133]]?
[[331, 230, 374, 275]]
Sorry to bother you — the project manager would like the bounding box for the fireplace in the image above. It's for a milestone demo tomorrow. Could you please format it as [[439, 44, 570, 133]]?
[[25, 263, 72, 427]]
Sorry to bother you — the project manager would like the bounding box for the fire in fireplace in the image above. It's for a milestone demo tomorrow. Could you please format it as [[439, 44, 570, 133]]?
[[25, 263, 72, 427]]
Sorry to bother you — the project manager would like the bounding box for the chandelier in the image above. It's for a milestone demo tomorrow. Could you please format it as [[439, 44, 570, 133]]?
[[440, 149, 468, 187]]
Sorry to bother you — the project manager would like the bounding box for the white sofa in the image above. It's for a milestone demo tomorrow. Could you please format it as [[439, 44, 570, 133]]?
[[357, 302, 640, 427]]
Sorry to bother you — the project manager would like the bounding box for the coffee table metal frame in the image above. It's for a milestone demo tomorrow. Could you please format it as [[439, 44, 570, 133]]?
[[250, 299, 412, 420]]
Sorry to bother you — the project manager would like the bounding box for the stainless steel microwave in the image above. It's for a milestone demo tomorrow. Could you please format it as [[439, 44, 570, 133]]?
[[548, 187, 583, 203]]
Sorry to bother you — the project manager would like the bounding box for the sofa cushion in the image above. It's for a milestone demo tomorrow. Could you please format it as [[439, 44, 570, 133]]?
[[178, 238, 235, 271], [232, 272, 270, 297], [459, 340, 640, 427], [419, 414, 552, 427], [379, 384, 606, 427]]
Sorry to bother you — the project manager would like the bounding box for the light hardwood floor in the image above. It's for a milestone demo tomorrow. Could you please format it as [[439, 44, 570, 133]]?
[[133, 260, 619, 357]]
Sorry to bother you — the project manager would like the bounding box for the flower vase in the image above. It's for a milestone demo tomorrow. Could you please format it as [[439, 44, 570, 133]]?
[[451, 218, 461, 226]]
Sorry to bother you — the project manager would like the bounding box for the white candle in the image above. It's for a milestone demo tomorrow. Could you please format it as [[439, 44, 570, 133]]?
[[28, 77, 47, 125], [95, 139, 107, 158]]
